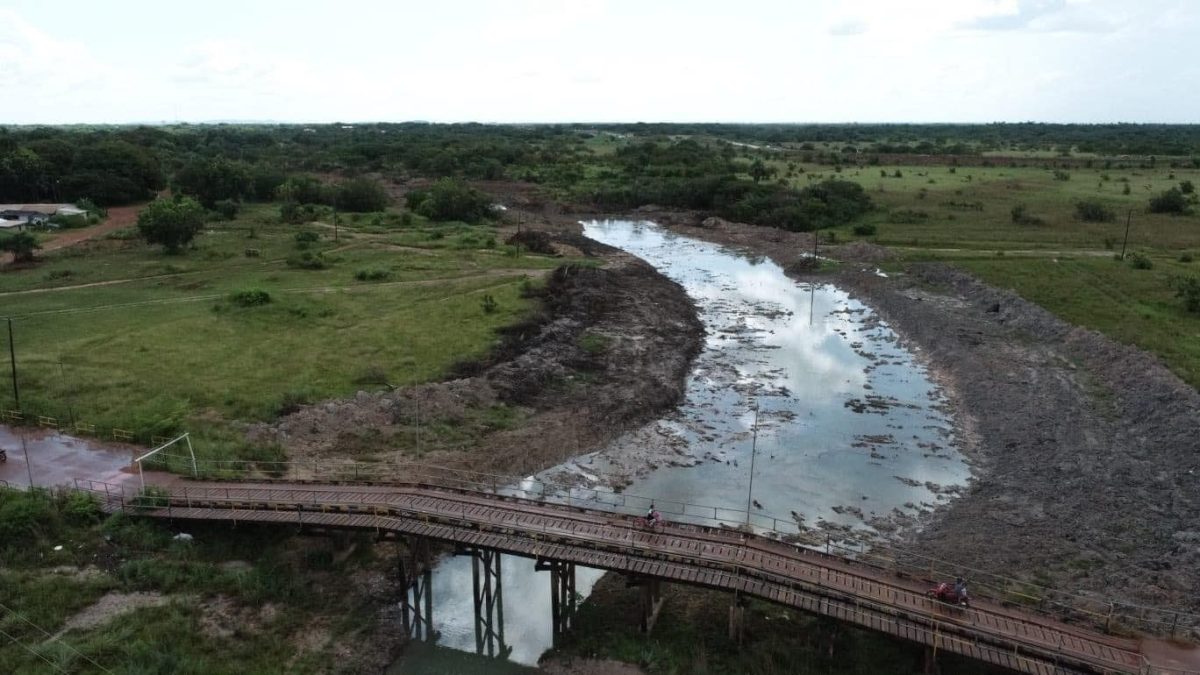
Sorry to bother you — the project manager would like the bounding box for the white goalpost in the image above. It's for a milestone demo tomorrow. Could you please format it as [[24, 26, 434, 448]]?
[[133, 432, 197, 490]]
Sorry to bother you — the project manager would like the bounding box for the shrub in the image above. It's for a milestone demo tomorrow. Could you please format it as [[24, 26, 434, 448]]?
[[480, 294, 498, 314], [1074, 200, 1115, 222], [408, 178, 494, 223], [354, 268, 391, 281], [1149, 188, 1188, 214], [1182, 180, 1196, 195], [578, 332, 611, 355], [229, 289, 271, 307], [1181, 252, 1194, 263], [294, 230, 319, 245], [286, 251, 327, 269], [1176, 276, 1200, 313], [137, 196, 206, 253], [44, 269, 74, 281], [0, 231, 42, 262], [214, 199, 240, 221], [1011, 204, 1043, 225], [889, 209, 929, 224], [852, 223, 877, 236], [1122, 183, 1132, 195], [1053, 170, 1071, 181], [1127, 252, 1153, 270]]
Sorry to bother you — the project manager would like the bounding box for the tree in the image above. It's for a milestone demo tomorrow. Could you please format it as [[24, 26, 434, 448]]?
[[136, 197, 206, 253], [1181, 180, 1196, 195], [0, 231, 40, 263], [749, 159, 770, 183], [407, 178, 493, 222], [334, 177, 389, 212], [174, 156, 251, 207]]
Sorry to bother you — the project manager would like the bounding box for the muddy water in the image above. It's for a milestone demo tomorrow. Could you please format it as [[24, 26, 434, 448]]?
[[394, 221, 970, 671]]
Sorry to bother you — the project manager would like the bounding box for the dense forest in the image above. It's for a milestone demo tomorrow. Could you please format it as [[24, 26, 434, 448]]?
[[1, 123, 1197, 231]]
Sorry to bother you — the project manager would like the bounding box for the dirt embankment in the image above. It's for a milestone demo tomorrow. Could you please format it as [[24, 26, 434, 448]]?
[[629, 207, 1200, 620], [248, 234, 704, 478]]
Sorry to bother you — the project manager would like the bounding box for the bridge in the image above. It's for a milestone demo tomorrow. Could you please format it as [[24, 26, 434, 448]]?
[[71, 466, 1200, 675]]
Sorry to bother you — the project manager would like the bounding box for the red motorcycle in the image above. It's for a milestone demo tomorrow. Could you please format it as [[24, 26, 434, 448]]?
[[928, 581, 970, 608]]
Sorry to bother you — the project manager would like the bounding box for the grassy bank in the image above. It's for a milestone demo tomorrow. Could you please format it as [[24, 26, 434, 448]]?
[[0, 487, 395, 674], [786, 162, 1200, 387], [0, 204, 565, 458]]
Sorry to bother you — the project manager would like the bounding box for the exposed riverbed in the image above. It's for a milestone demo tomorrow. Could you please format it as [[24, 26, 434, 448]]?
[[392, 221, 971, 671]]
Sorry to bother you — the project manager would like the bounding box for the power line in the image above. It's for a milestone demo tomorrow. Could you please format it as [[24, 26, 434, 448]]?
[[0, 624, 69, 675], [0, 601, 113, 674]]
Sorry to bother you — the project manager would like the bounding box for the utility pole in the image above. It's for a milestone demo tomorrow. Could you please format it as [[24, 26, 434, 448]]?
[[6, 317, 18, 410], [21, 433, 33, 488], [744, 400, 760, 525], [1119, 209, 1132, 260]]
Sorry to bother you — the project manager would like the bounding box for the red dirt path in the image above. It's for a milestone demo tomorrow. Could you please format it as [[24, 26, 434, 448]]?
[[1, 204, 144, 265]]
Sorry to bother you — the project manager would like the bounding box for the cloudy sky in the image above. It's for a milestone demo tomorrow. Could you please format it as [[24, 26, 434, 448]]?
[[1, 0, 1196, 124]]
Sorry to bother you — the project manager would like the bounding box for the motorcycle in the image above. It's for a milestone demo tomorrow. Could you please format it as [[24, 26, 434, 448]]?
[[927, 581, 970, 608]]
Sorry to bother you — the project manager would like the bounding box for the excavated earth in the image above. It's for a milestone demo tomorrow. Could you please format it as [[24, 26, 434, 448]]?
[[248, 235, 704, 479]]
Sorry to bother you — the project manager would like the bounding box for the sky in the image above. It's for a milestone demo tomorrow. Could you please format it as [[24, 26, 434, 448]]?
[[1, 0, 1197, 125]]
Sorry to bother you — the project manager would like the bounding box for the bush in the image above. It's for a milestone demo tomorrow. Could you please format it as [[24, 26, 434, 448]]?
[[1149, 188, 1188, 214], [354, 268, 391, 281], [286, 251, 327, 269], [852, 223, 877, 236], [1181, 180, 1195, 195], [480, 294, 498, 313], [1181, 252, 1194, 263], [213, 199, 240, 221], [229, 289, 272, 307], [1074, 200, 1115, 222], [1053, 170, 1071, 181], [889, 209, 929, 224], [1011, 204, 1043, 225], [1127, 252, 1154, 270], [294, 230, 319, 245], [1176, 276, 1200, 313]]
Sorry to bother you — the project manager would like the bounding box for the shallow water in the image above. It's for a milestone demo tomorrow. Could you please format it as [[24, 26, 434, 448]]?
[[394, 220, 971, 670]]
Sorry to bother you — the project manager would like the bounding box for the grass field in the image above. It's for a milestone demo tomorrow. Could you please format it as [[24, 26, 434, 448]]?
[[0, 204, 566, 457], [766, 160, 1200, 387]]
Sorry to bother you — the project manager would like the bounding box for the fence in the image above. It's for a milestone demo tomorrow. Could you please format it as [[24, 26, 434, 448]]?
[[1, 409, 141, 444], [127, 452, 1200, 640]]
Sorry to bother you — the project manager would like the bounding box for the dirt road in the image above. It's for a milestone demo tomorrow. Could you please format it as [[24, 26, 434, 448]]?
[[0, 204, 143, 265]]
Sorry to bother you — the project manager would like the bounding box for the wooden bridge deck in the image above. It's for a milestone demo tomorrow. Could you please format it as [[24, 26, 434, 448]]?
[[77, 479, 1182, 675]]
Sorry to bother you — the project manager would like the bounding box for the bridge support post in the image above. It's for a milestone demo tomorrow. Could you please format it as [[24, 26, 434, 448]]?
[[398, 540, 435, 642], [728, 594, 747, 645], [537, 559, 576, 643], [625, 576, 665, 634], [922, 645, 940, 675], [470, 548, 507, 657]]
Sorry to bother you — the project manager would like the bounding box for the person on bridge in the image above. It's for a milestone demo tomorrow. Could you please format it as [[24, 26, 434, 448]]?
[[954, 576, 968, 601], [645, 503, 661, 527]]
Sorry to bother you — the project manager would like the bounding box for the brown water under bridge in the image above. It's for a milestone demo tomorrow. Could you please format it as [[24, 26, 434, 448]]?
[[73, 475, 1198, 675]]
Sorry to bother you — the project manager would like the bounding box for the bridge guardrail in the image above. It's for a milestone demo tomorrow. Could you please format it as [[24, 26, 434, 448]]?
[[73, 476, 1195, 675], [131, 453, 1200, 641]]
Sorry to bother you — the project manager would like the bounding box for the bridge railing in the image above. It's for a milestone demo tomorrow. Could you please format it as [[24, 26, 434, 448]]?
[[126, 454, 1200, 639], [71, 475, 1199, 675]]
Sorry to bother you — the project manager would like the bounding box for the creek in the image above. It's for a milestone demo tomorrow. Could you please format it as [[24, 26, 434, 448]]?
[[391, 221, 970, 671]]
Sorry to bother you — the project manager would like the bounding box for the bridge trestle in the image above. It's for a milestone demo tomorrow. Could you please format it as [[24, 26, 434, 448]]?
[[625, 575, 666, 634], [464, 547, 507, 658], [537, 558, 577, 643], [398, 539, 435, 642]]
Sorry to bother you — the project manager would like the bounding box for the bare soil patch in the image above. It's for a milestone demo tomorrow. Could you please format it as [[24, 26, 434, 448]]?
[[54, 591, 168, 638]]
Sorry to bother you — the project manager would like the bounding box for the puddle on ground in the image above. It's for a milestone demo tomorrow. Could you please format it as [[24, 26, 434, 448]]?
[[0, 426, 141, 489], [399, 220, 971, 669]]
